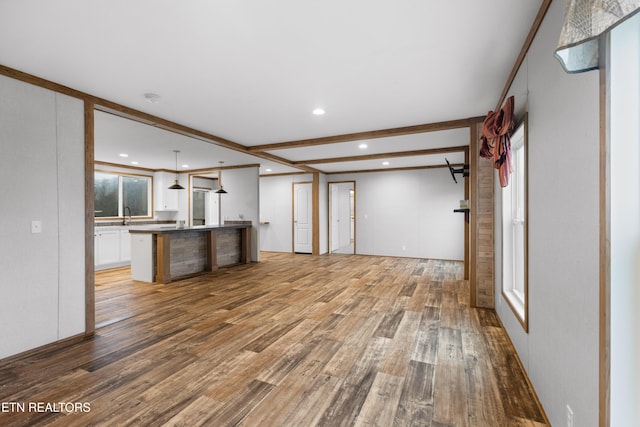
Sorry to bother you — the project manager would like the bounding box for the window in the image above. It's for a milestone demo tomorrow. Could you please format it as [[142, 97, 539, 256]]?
[[502, 116, 528, 331], [94, 171, 152, 219], [609, 13, 640, 424]]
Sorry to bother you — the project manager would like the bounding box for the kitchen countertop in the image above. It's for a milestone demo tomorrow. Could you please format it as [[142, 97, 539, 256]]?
[[128, 224, 251, 234], [94, 222, 175, 231]]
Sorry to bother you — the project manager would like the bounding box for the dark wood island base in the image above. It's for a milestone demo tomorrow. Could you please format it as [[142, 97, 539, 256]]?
[[130, 223, 251, 284]]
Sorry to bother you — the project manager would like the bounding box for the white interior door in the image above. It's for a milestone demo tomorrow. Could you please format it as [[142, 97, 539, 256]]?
[[338, 186, 351, 248], [330, 184, 340, 252], [293, 182, 312, 253]]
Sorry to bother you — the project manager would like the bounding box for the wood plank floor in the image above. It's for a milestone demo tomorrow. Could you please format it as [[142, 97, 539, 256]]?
[[0, 252, 548, 426]]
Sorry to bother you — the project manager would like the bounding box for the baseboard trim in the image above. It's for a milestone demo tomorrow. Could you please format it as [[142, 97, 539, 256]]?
[[0, 332, 94, 364]]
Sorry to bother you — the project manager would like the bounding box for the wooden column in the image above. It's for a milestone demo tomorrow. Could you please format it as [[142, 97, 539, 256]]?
[[156, 234, 171, 284], [469, 124, 478, 307], [84, 101, 95, 335], [241, 227, 251, 263], [464, 147, 470, 280], [469, 120, 495, 309], [206, 230, 218, 271]]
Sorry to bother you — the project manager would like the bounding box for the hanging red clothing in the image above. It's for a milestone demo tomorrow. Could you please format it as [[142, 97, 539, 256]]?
[[480, 96, 515, 187]]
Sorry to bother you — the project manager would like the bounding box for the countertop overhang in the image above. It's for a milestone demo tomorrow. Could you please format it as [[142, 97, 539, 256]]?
[[128, 224, 251, 234]]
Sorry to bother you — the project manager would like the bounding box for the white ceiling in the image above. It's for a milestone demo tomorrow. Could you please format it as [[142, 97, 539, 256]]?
[[0, 0, 542, 174], [93, 110, 302, 175]]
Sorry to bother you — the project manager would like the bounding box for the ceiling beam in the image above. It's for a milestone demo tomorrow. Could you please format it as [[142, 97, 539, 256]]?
[[0, 65, 319, 173], [326, 163, 464, 175], [0, 63, 472, 176], [95, 107, 320, 173], [248, 117, 485, 152], [292, 145, 467, 165]]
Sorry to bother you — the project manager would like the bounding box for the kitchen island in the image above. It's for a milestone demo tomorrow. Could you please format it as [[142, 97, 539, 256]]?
[[129, 223, 251, 284]]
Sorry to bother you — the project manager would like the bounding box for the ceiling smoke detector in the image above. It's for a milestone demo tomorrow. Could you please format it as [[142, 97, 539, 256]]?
[[143, 93, 161, 104]]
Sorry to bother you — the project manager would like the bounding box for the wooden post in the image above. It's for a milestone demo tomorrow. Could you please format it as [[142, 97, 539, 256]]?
[[156, 234, 171, 284], [206, 230, 218, 271], [84, 101, 95, 335], [464, 146, 470, 281], [241, 227, 251, 263]]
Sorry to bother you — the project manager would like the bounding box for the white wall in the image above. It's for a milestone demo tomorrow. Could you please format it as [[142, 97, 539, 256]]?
[[175, 172, 190, 223], [220, 167, 261, 262], [610, 12, 640, 425], [259, 174, 312, 252], [494, 1, 600, 425], [332, 168, 464, 260], [0, 75, 85, 359], [261, 169, 463, 260]]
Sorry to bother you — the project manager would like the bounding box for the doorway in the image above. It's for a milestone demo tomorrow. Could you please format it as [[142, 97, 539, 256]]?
[[329, 181, 355, 254], [192, 190, 206, 225], [190, 174, 219, 226]]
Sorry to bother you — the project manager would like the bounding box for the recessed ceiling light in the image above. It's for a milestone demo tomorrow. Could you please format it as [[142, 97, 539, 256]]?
[[382, 161, 390, 166], [131, 161, 139, 165], [266, 168, 272, 172], [312, 108, 325, 116], [182, 164, 189, 168], [119, 153, 128, 157], [358, 143, 368, 149], [144, 93, 161, 104]]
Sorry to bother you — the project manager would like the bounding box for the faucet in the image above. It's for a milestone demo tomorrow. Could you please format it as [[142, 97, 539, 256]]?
[[123, 206, 132, 225]]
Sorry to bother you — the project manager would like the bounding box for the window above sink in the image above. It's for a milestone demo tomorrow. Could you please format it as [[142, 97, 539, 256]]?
[[94, 170, 153, 220]]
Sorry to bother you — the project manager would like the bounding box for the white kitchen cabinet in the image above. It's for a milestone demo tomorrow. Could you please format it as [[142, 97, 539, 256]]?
[[95, 229, 120, 267], [95, 226, 132, 269], [154, 171, 179, 211]]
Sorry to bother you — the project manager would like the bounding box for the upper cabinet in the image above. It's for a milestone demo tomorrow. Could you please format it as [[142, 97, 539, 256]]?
[[154, 171, 179, 211]]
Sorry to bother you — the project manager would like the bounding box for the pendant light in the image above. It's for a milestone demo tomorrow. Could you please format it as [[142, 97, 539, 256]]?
[[215, 161, 227, 194], [168, 150, 185, 190]]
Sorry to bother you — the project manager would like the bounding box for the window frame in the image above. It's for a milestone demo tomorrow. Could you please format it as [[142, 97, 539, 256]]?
[[501, 114, 529, 332], [94, 169, 154, 220]]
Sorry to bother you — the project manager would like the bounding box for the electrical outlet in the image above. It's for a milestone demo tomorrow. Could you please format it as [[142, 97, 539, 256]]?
[[566, 404, 574, 427]]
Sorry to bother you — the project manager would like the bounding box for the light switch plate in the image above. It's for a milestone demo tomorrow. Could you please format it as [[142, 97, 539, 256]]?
[[31, 220, 42, 234]]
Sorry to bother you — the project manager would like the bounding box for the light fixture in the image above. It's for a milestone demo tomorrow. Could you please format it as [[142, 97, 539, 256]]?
[[266, 168, 272, 172], [312, 108, 325, 116], [168, 150, 185, 190], [215, 161, 227, 194], [131, 161, 139, 165], [144, 93, 161, 104], [119, 153, 128, 157], [358, 143, 368, 149], [382, 161, 390, 166]]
